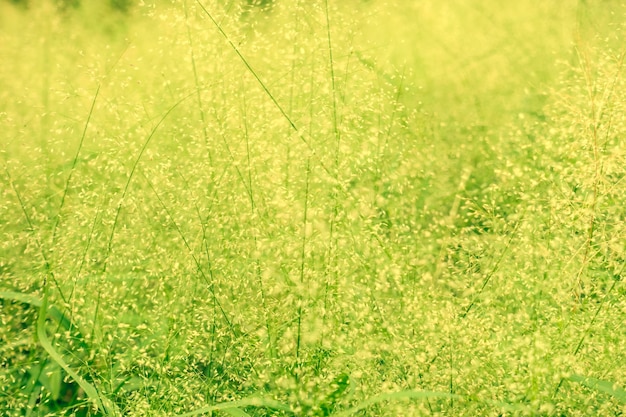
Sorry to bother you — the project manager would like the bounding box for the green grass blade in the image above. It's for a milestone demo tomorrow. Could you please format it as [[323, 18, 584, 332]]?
[[51, 84, 100, 245], [568, 374, 626, 403], [141, 171, 237, 337], [222, 408, 252, 417], [195, 0, 296, 134], [0, 337, 32, 354], [3, 166, 63, 299], [329, 389, 530, 417], [176, 397, 293, 417], [0, 290, 89, 353], [0, 290, 72, 331], [36, 289, 120, 416], [194, 0, 334, 179], [103, 91, 195, 272], [330, 390, 460, 417]]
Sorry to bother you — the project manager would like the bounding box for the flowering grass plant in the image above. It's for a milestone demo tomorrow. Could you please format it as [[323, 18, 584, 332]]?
[[1, 0, 625, 415]]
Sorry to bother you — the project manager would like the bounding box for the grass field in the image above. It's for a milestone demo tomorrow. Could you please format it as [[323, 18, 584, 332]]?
[[1, 0, 625, 415]]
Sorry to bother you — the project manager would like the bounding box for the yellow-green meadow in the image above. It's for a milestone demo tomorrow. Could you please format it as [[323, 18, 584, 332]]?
[[1, 1, 625, 415]]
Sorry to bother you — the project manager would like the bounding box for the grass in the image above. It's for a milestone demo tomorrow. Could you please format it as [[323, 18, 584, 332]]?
[[1, 0, 625, 415]]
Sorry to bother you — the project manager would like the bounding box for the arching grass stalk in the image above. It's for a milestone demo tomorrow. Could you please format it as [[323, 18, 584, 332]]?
[[50, 40, 128, 251], [553, 261, 625, 399], [329, 389, 531, 416], [322, 0, 342, 362], [194, 0, 334, 180], [102, 91, 196, 273], [176, 387, 531, 417], [241, 96, 275, 358], [175, 396, 294, 417], [92, 90, 198, 357], [572, 47, 625, 301], [566, 374, 626, 404], [295, 158, 311, 380], [177, 169, 223, 402], [8, 162, 114, 413], [37, 287, 120, 416], [49, 87, 106, 353], [3, 166, 61, 299], [184, 0, 213, 166], [0, 290, 115, 415], [324, 0, 339, 170], [433, 167, 473, 282], [141, 170, 237, 337], [425, 213, 524, 375], [51, 85, 100, 246]]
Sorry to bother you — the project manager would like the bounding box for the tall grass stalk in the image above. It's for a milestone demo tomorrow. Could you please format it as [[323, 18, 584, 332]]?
[[1, 1, 625, 415], [295, 158, 311, 380], [103, 91, 195, 272], [194, 0, 334, 180], [184, 0, 213, 166], [142, 170, 236, 336], [50, 85, 100, 247]]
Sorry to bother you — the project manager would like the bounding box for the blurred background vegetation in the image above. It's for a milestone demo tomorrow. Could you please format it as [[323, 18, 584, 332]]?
[[1, 0, 625, 415]]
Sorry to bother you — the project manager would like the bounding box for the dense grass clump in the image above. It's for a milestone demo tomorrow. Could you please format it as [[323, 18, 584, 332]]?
[[1, 0, 625, 416]]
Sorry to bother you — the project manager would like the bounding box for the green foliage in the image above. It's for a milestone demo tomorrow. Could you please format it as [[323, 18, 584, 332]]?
[[1, 0, 625, 416], [567, 374, 626, 404]]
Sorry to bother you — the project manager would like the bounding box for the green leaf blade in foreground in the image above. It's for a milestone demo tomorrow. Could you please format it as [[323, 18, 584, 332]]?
[[567, 374, 626, 403], [175, 397, 293, 417], [1, 290, 73, 332], [223, 408, 252, 417], [329, 390, 459, 417], [36, 289, 121, 416], [0, 290, 90, 355], [329, 389, 531, 417]]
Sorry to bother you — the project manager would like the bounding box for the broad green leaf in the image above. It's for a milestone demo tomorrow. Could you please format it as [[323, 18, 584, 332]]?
[[0, 290, 80, 338], [320, 373, 351, 416], [222, 408, 252, 417], [176, 397, 293, 417], [329, 390, 529, 417], [568, 374, 626, 403], [28, 362, 63, 401], [0, 337, 32, 355], [36, 288, 121, 416], [330, 390, 460, 417]]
